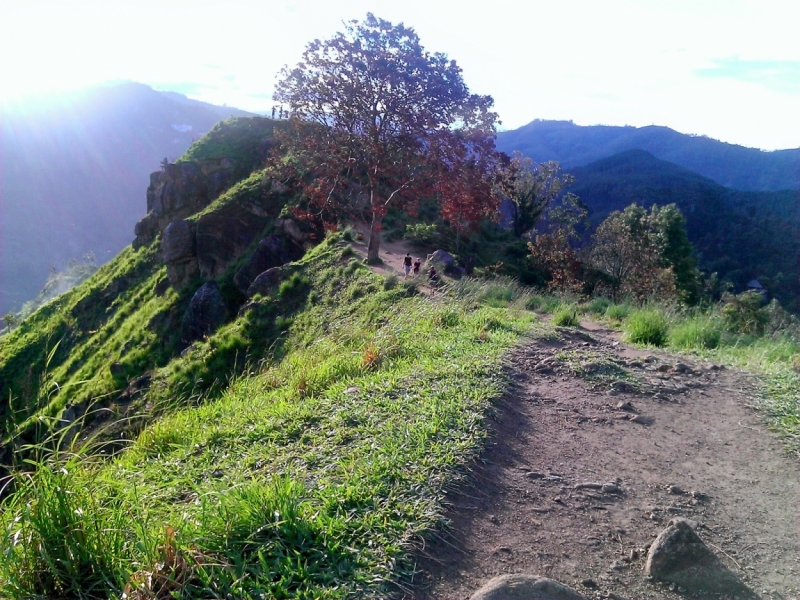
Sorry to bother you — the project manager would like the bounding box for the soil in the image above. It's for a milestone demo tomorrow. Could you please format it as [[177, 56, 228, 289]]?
[[351, 231, 800, 600], [406, 322, 800, 600]]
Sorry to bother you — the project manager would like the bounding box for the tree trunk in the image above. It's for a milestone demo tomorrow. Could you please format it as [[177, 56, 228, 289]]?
[[367, 212, 382, 263]]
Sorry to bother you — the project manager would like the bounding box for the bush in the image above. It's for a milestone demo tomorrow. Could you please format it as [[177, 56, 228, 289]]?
[[669, 315, 722, 350], [524, 295, 544, 311], [586, 297, 611, 316], [404, 223, 438, 244], [720, 291, 768, 335], [605, 303, 631, 321], [624, 308, 668, 346], [552, 305, 579, 327]]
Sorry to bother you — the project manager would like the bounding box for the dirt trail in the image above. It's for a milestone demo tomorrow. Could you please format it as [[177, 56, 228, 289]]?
[[408, 321, 800, 600]]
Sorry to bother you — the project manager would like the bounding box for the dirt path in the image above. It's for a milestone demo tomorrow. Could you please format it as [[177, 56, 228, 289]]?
[[408, 321, 800, 599]]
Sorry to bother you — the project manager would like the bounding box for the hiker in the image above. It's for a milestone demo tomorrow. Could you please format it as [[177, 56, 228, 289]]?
[[403, 253, 413, 278], [413, 257, 421, 275], [427, 265, 439, 284]]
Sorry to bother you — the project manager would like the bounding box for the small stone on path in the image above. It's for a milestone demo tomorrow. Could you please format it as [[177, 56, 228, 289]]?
[[469, 574, 589, 600]]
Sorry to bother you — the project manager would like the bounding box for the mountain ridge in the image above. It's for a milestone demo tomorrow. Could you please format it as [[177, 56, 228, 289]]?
[[497, 119, 800, 191]]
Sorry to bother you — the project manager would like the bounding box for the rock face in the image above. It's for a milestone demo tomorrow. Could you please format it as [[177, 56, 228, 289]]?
[[134, 159, 237, 247], [180, 282, 229, 345], [645, 518, 753, 596], [470, 575, 587, 600], [233, 235, 290, 294]]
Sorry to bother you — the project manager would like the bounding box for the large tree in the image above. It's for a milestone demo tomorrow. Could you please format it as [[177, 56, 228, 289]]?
[[274, 14, 499, 262]]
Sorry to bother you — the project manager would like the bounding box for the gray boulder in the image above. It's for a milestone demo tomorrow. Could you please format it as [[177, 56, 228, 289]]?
[[180, 282, 229, 345], [162, 220, 196, 264], [233, 235, 289, 294], [427, 249, 456, 267], [247, 267, 284, 297], [470, 574, 587, 600], [645, 518, 754, 596]]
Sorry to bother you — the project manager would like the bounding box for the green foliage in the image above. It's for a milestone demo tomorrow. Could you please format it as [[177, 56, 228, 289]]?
[[623, 308, 669, 346], [585, 297, 612, 316], [669, 315, 722, 350], [552, 305, 579, 327], [720, 291, 769, 335], [404, 223, 438, 244], [604, 302, 631, 321]]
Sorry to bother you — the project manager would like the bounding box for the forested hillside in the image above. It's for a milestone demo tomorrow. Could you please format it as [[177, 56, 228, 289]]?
[[497, 119, 800, 191], [0, 82, 251, 314], [567, 150, 800, 309]]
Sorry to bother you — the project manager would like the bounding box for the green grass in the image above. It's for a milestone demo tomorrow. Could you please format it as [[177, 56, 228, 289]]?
[[0, 237, 540, 598], [623, 308, 669, 346], [669, 314, 722, 350], [552, 305, 579, 327]]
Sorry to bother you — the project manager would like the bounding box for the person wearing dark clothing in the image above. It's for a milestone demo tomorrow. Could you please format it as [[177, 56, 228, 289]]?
[[403, 253, 413, 278], [413, 257, 421, 275]]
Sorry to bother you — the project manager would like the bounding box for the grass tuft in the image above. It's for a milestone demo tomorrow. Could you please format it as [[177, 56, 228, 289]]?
[[623, 308, 669, 346]]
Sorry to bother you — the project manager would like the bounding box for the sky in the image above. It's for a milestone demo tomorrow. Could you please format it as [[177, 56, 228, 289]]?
[[1, 0, 799, 150]]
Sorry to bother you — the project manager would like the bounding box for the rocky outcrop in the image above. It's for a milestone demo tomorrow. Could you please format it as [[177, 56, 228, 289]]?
[[180, 281, 229, 345], [645, 518, 754, 597], [470, 574, 587, 600], [233, 235, 291, 294], [134, 158, 238, 247]]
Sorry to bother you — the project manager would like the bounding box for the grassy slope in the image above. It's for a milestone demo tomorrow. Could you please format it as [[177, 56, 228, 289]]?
[[0, 237, 541, 598]]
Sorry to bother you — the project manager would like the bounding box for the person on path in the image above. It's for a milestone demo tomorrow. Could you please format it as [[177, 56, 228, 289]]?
[[403, 253, 413, 278], [413, 257, 421, 275]]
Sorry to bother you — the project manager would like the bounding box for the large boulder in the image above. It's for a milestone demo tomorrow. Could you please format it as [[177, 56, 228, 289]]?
[[195, 213, 263, 280], [180, 282, 229, 345], [470, 574, 587, 600], [162, 220, 195, 264], [645, 518, 753, 596], [427, 249, 456, 267], [247, 267, 284, 297], [233, 235, 290, 294]]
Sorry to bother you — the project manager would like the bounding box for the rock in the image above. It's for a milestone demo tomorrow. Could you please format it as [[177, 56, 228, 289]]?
[[629, 414, 654, 425], [674, 362, 692, 374], [344, 386, 360, 394], [162, 220, 196, 264], [645, 519, 753, 596], [233, 235, 291, 294], [109, 362, 126, 378], [247, 266, 284, 297], [609, 560, 627, 571], [669, 516, 698, 530], [426, 249, 456, 267], [574, 482, 604, 490], [117, 372, 153, 404], [527, 472, 546, 479], [690, 490, 709, 501], [470, 574, 588, 600], [610, 380, 637, 393], [615, 400, 634, 411], [180, 282, 229, 345], [602, 483, 621, 494], [196, 213, 262, 279], [657, 364, 672, 373], [668, 485, 685, 495], [280, 218, 306, 244], [580, 578, 597, 589]]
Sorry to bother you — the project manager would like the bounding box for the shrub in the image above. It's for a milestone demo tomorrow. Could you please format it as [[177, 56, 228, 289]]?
[[552, 305, 579, 327], [624, 308, 668, 346], [720, 291, 768, 335], [605, 303, 631, 321], [383, 274, 399, 291], [404, 223, 438, 244], [586, 297, 611, 316], [669, 315, 722, 350], [540, 296, 563, 314], [524, 295, 544, 311]]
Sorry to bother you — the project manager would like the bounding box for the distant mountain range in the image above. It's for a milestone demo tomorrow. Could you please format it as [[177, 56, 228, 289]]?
[[497, 120, 800, 192], [0, 82, 252, 313], [567, 150, 800, 309]]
